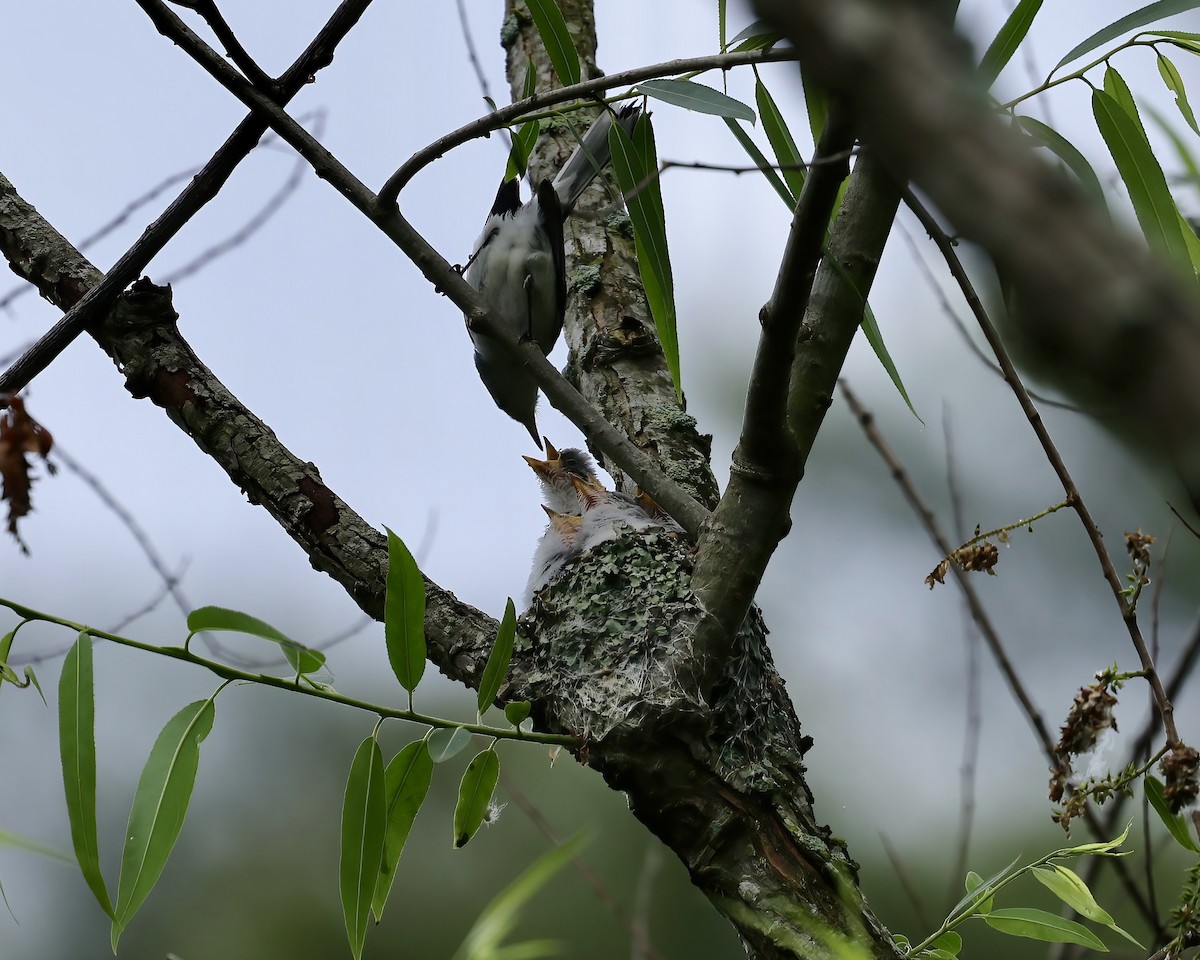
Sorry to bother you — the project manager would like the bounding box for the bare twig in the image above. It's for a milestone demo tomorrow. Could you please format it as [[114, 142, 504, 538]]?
[[878, 832, 932, 933], [169, 0, 276, 91]]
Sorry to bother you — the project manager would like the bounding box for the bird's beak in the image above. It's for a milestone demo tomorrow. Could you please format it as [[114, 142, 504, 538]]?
[[542, 437, 559, 460], [523, 454, 552, 476], [570, 474, 604, 507]]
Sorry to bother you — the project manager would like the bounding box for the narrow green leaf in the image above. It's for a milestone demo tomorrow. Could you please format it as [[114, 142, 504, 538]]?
[[1148, 104, 1200, 188], [609, 114, 682, 402], [1055, 0, 1200, 69], [1016, 115, 1109, 213], [0, 828, 72, 863], [24, 666, 45, 706], [756, 78, 806, 200], [525, 0, 580, 86], [112, 697, 216, 949], [728, 20, 785, 52], [724, 117, 795, 207], [1104, 66, 1146, 131], [453, 749, 500, 848], [856, 295, 921, 423], [1146, 775, 1200, 851], [384, 527, 426, 693], [505, 120, 542, 183], [1057, 820, 1133, 856], [477, 599, 518, 715], [1093, 87, 1195, 280], [635, 79, 756, 123], [340, 737, 386, 960], [187, 605, 325, 675], [1158, 52, 1200, 134], [1152, 30, 1200, 54], [1032, 864, 1114, 923], [951, 859, 1020, 917], [429, 726, 473, 763], [718, 0, 727, 52], [800, 62, 828, 148], [0, 627, 15, 696], [453, 833, 589, 960], [59, 631, 113, 919], [979, 0, 1045, 85], [371, 739, 434, 922], [504, 701, 532, 727], [984, 907, 1108, 950]]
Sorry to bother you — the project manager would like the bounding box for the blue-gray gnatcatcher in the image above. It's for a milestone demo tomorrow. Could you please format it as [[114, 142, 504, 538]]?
[[464, 104, 641, 447]]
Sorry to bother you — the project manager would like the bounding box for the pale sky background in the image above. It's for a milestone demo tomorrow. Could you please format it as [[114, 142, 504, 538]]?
[[3, 1, 1200, 958]]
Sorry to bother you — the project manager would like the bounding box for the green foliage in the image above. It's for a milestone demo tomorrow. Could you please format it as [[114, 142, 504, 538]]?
[[187, 605, 325, 675], [904, 827, 1138, 957], [635, 78, 755, 122], [340, 736, 386, 960], [112, 696, 218, 950], [979, 0, 1046, 85], [453, 748, 501, 848], [384, 527, 427, 695], [373, 738, 434, 921], [524, 0, 580, 86], [477, 598, 517, 717]]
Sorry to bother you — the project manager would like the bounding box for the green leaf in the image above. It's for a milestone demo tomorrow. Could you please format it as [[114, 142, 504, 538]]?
[[453, 749, 500, 848], [1055, 0, 1200, 69], [856, 296, 921, 423], [478, 599, 518, 716], [1146, 775, 1200, 851], [635, 79, 756, 123], [1152, 30, 1200, 54], [429, 726, 473, 763], [112, 697, 216, 949], [1056, 820, 1133, 856], [1016, 115, 1109, 213], [0, 828, 72, 863], [951, 859, 1020, 918], [718, 0, 727, 52], [371, 739, 434, 922], [504, 701, 532, 727], [24, 666, 46, 706], [932, 931, 963, 955], [756, 78, 806, 201], [186, 605, 325, 675], [979, 0, 1045, 85], [340, 736, 386, 960], [453, 833, 589, 960], [525, 0, 580, 86], [609, 114, 682, 402], [1103, 65, 1146, 131], [0, 627, 15, 696], [724, 117, 795, 207], [800, 62, 828, 148], [384, 527, 426, 693], [983, 907, 1108, 950], [59, 631, 114, 919], [1032, 864, 1114, 923], [728, 20, 784, 52], [505, 120, 541, 183], [1158, 52, 1200, 134], [1093, 87, 1195, 281]]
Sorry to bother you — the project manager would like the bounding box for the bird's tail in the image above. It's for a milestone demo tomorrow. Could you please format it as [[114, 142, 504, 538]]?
[[551, 102, 642, 213]]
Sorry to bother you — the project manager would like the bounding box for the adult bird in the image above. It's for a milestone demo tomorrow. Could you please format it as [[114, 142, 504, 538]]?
[[464, 103, 641, 447]]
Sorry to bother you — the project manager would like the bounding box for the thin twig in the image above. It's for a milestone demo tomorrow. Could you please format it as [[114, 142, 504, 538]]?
[[902, 187, 1181, 750], [878, 832, 932, 933], [169, 0, 276, 91]]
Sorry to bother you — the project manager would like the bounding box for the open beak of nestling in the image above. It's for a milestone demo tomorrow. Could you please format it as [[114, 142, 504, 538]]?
[[569, 474, 606, 508], [542, 437, 560, 460]]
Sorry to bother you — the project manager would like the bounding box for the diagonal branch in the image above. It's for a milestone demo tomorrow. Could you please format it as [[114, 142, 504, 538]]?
[[0, 0, 374, 399], [129, 0, 709, 538]]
